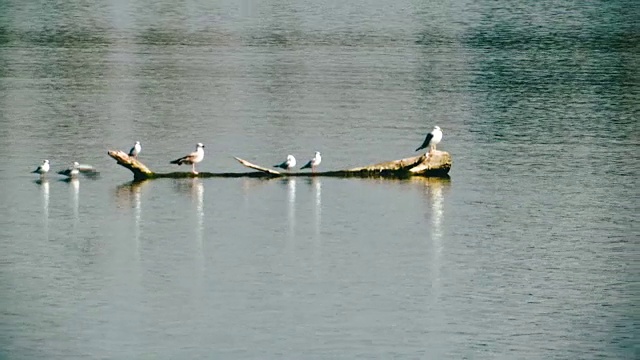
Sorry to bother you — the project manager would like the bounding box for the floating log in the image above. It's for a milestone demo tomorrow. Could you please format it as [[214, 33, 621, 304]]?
[[108, 151, 154, 181], [108, 150, 451, 181]]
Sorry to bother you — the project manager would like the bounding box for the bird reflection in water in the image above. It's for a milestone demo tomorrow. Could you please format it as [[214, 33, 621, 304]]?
[[115, 180, 149, 259], [278, 178, 297, 237], [68, 177, 80, 225], [193, 179, 204, 255], [35, 178, 50, 237], [172, 178, 205, 269], [412, 176, 450, 299], [305, 177, 322, 236]]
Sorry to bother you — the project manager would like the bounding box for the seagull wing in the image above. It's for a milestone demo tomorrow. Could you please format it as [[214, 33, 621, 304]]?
[[170, 151, 197, 165], [415, 132, 434, 152], [58, 168, 74, 177], [300, 160, 313, 169]]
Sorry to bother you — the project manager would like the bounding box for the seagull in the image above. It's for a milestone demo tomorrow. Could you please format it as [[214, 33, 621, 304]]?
[[32, 160, 50, 176], [415, 125, 443, 153], [300, 151, 321, 173], [129, 141, 141, 158], [58, 162, 80, 178], [170, 143, 205, 174], [274, 155, 296, 171]]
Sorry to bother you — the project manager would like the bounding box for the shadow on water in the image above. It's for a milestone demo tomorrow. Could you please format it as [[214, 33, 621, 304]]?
[[34, 178, 49, 185]]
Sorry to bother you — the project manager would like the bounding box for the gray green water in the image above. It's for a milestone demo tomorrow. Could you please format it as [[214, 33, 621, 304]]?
[[0, 1, 637, 359]]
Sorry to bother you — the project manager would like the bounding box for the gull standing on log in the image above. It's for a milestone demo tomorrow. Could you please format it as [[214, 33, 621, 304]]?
[[300, 151, 321, 173], [129, 141, 141, 158], [274, 155, 296, 171], [58, 162, 80, 178], [170, 143, 205, 174], [33, 160, 50, 176], [415, 126, 442, 153]]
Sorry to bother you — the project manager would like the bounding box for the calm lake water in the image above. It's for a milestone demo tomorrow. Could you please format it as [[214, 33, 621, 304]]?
[[0, 0, 638, 359]]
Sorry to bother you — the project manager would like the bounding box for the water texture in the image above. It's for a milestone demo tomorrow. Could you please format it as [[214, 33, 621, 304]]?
[[0, 1, 637, 359]]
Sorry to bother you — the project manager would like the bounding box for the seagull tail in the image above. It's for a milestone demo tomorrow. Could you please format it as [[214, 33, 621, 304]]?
[[170, 157, 184, 165]]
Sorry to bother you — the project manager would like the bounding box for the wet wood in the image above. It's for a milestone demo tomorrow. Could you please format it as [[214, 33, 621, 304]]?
[[108, 150, 451, 180], [233, 157, 282, 175], [108, 150, 154, 181], [233, 151, 451, 177]]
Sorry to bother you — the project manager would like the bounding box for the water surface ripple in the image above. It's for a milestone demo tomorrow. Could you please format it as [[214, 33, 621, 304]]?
[[0, 1, 637, 359]]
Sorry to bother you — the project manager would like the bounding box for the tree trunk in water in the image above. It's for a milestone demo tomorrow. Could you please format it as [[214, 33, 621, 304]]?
[[108, 150, 451, 181]]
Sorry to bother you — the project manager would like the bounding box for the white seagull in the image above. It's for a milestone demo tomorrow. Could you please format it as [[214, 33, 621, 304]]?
[[32, 160, 50, 175], [415, 125, 443, 153], [300, 151, 321, 173], [58, 162, 80, 178], [129, 141, 141, 158], [170, 143, 205, 174], [274, 155, 296, 171]]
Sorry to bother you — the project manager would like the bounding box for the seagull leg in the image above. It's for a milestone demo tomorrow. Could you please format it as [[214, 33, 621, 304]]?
[[192, 163, 198, 175]]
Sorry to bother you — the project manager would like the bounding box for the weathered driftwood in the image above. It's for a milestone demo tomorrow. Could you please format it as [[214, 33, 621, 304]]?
[[108, 150, 451, 181], [108, 151, 154, 181]]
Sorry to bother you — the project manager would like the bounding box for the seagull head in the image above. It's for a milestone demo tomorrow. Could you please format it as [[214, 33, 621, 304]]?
[[315, 151, 321, 157], [43, 159, 49, 164], [434, 126, 441, 131], [196, 143, 205, 148], [287, 155, 295, 161], [135, 141, 140, 145], [73, 162, 80, 167]]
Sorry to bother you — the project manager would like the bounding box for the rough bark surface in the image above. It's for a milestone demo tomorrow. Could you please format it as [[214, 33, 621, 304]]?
[[107, 150, 154, 181], [108, 150, 451, 180]]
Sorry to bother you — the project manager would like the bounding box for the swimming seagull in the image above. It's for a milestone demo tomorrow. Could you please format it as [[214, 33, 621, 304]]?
[[32, 160, 50, 175], [300, 151, 321, 173], [274, 155, 296, 171], [170, 143, 205, 174], [129, 141, 141, 158], [415, 125, 443, 153], [58, 162, 80, 178]]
